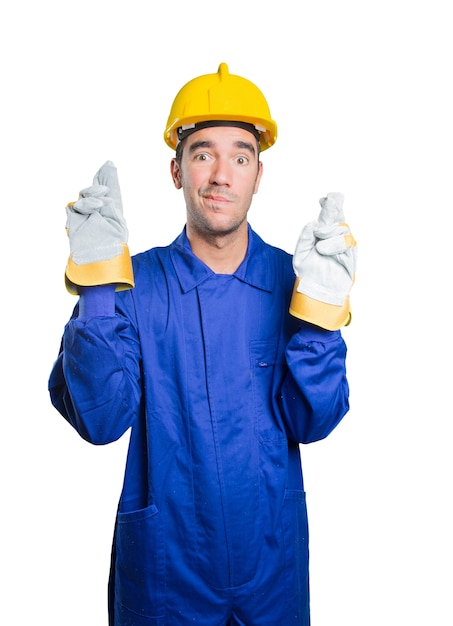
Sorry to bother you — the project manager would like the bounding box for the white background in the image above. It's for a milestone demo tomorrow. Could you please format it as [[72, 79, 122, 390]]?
[[1, 1, 451, 624]]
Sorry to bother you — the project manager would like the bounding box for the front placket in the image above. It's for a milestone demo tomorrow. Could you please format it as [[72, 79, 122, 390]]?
[[194, 274, 261, 589]]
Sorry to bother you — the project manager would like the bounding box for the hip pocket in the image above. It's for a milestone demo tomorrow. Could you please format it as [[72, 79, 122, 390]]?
[[282, 489, 309, 610], [115, 503, 165, 619]]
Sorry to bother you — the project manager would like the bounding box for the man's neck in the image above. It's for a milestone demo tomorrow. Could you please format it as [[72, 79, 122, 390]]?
[[187, 224, 248, 274]]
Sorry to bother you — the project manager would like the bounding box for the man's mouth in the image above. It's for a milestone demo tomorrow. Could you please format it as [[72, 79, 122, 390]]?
[[206, 195, 229, 203], [202, 190, 235, 204]]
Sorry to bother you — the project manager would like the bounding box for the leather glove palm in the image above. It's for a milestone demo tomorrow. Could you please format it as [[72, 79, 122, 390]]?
[[289, 192, 357, 330], [65, 161, 134, 295]]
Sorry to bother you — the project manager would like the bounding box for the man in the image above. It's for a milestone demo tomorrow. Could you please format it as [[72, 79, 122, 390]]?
[[49, 63, 356, 625]]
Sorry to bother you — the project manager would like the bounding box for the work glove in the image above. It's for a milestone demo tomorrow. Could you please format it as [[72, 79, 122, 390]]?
[[64, 160, 134, 295], [289, 192, 357, 330]]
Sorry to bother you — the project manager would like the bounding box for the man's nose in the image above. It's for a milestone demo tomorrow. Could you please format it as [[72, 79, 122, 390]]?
[[209, 158, 231, 185]]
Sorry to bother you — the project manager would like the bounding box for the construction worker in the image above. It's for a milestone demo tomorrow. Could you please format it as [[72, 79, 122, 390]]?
[[49, 63, 356, 625]]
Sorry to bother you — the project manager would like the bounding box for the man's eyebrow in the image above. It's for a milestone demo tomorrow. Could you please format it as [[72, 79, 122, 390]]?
[[187, 139, 257, 156], [188, 140, 212, 153], [236, 140, 256, 156]]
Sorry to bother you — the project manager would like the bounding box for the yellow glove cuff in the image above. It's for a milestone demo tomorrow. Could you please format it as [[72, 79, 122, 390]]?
[[65, 243, 135, 295], [289, 278, 351, 331]]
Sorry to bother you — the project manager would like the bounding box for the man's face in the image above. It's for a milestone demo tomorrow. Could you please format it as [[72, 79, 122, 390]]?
[[171, 125, 263, 239]]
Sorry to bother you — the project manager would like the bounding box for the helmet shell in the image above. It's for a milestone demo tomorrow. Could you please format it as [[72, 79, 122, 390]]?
[[164, 63, 277, 151]]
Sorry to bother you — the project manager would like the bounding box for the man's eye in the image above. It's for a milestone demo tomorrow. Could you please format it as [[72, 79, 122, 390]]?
[[195, 153, 209, 161], [236, 156, 249, 165]]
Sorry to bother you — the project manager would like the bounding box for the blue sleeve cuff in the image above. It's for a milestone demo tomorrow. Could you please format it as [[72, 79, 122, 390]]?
[[77, 285, 116, 320], [298, 320, 341, 341]]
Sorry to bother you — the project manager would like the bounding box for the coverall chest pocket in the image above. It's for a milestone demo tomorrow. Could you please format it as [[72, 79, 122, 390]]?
[[250, 339, 287, 443]]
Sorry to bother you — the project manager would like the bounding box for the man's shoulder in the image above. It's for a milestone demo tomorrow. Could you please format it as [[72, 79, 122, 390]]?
[[249, 227, 292, 262], [132, 230, 185, 263]]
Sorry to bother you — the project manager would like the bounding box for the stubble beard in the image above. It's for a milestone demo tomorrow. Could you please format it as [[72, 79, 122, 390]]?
[[185, 183, 251, 243], [189, 203, 248, 244]]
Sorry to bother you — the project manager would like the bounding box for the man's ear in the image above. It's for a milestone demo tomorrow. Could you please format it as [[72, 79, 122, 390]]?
[[170, 158, 182, 189], [254, 160, 263, 195]]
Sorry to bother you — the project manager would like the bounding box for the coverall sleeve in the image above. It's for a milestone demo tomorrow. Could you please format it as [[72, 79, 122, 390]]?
[[279, 322, 349, 444], [48, 296, 142, 445]]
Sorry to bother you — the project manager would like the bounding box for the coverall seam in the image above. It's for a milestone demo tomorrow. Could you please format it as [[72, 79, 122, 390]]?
[[197, 283, 233, 587]]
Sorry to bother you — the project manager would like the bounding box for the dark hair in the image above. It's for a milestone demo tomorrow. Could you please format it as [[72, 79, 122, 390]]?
[[175, 139, 184, 165]]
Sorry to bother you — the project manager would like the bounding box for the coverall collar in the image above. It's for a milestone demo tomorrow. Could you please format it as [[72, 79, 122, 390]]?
[[170, 224, 274, 294]]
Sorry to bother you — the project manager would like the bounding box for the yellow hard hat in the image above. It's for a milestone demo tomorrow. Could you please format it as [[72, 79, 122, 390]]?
[[164, 63, 277, 152]]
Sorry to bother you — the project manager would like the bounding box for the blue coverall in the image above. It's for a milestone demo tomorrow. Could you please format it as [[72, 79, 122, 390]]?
[[49, 225, 349, 626]]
